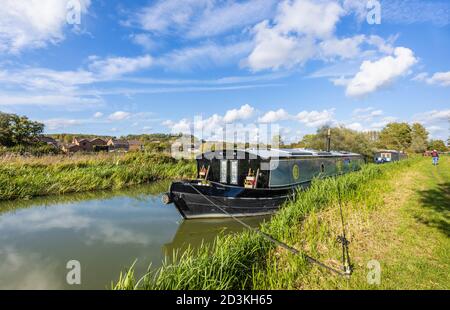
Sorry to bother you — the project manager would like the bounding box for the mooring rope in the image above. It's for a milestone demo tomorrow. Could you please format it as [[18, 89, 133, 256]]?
[[186, 182, 349, 277]]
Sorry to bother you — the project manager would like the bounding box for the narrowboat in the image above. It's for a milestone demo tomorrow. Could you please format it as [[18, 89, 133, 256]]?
[[163, 148, 364, 219], [374, 150, 407, 164]]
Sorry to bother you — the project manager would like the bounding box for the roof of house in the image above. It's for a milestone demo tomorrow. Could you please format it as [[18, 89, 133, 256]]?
[[89, 138, 107, 144], [108, 139, 129, 145]]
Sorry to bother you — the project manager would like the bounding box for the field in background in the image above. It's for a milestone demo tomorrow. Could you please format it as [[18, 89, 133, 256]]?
[[113, 157, 449, 290]]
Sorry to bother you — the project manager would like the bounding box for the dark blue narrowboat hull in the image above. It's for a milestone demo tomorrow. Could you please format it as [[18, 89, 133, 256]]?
[[168, 180, 309, 219]]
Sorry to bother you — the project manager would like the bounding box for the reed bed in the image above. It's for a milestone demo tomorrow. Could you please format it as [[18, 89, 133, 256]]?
[[113, 159, 414, 290], [0, 152, 196, 200]]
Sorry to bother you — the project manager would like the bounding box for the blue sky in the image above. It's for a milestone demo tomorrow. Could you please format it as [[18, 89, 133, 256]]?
[[0, 0, 449, 143]]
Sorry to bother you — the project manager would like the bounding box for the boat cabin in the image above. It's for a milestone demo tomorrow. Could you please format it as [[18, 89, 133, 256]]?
[[374, 150, 407, 163], [196, 149, 364, 189]]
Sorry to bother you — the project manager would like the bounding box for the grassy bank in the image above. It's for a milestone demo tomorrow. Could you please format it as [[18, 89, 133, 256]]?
[[0, 152, 196, 201], [113, 157, 449, 290]]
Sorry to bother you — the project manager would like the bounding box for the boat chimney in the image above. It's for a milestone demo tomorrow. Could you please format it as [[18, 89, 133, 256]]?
[[326, 128, 331, 152]]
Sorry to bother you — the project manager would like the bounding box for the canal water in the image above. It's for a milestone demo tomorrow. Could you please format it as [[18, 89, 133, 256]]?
[[0, 181, 269, 289]]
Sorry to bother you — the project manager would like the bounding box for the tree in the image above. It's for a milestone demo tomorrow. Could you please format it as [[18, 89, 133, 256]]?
[[428, 139, 448, 152], [271, 134, 284, 148], [409, 123, 429, 153], [0, 112, 44, 147], [297, 126, 376, 159], [378, 122, 412, 151]]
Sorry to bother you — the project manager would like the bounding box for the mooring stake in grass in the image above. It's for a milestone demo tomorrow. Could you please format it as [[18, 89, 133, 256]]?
[[113, 159, 415, 290]]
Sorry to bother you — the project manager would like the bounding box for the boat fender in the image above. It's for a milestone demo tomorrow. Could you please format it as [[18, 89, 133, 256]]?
[[161, 193, 173, 205]]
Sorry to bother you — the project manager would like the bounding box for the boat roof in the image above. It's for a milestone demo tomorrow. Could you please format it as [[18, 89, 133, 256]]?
[[197, 148, 361, 160], [375, 149, 402, 154]]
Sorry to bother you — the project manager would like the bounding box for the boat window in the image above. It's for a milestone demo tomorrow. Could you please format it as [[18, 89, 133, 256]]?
[[230, 160, 238, 185], [220, 160, 228, 183]]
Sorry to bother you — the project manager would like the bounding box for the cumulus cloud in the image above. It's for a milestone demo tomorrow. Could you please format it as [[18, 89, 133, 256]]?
[[223, 104, 255, 123], [345, 47, 417, 97], [258, 109, 290, 123], [246, 0, 344, 71], [0, 0, 91, 53], [108, 111, 131, 121], [296, 109, 335, 127], [319, 35, 365, 59], [165, 104, 257, 135], [246, 20, 316, 71]]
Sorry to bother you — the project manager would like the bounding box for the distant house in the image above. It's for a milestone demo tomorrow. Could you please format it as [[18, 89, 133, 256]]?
[[36, 136, 58, 148], [62, 144, 82, 153], [107, 139, 129, 151], [72, 138, 93, 152], [128, 140, 144, 151]]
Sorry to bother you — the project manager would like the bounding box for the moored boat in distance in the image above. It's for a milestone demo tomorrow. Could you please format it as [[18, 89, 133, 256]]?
[[374, 149, 407, 164], [163, 148, 364, 219]]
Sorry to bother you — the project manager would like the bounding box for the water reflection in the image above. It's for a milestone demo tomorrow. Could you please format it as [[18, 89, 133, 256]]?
[[164, 216, 271, 255], [0, 182, 269, 289]]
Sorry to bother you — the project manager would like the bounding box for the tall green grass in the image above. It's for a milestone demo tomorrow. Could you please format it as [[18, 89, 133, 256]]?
[[113, 159, 414, 290], [0, 152, 196, 200]]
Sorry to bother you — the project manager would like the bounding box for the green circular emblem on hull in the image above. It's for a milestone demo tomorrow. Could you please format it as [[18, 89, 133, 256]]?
[[292, 164, 300, 180]]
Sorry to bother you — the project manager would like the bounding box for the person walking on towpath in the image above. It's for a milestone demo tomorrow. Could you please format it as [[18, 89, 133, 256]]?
[[431, 149, 439, 166]]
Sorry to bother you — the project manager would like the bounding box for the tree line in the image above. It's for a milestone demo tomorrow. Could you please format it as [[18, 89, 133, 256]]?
[[1, 111, 449, 157], [287, 122, 448, 159]]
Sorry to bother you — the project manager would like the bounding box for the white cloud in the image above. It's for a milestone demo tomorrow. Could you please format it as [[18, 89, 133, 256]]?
[[275, 0, 343, 39], [108, 111, 131, 121], [223, 104, 254, 123], [93, 112, 103, 118], [258, 109, 290, 123], [245, 0, 395, 72], [164, 105, 257, 137], [246, 20, 316, 71], [0, 94, 102, 107], [296, 109, 335, 127], [158, 41, 252, 71], [0, 0, 91, 53], [346, 122, 364, 131], [186, 0, 276, 39], [319, 35, 365, 59], [130, 33, 156, 51], [43, 118, 82, 130], [370, 116, 398, 130], [426, 71, 450, 86], [345, 47, 417, 97], [88, 55, 153, 78], [414, 109, 450, 124], [129, 0, 275, 39], [352, 107, 383, 121], [246, 0, 345, 71]]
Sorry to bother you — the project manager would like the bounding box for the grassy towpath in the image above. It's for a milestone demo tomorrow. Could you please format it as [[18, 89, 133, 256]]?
[[289, 156, 450, 289]]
